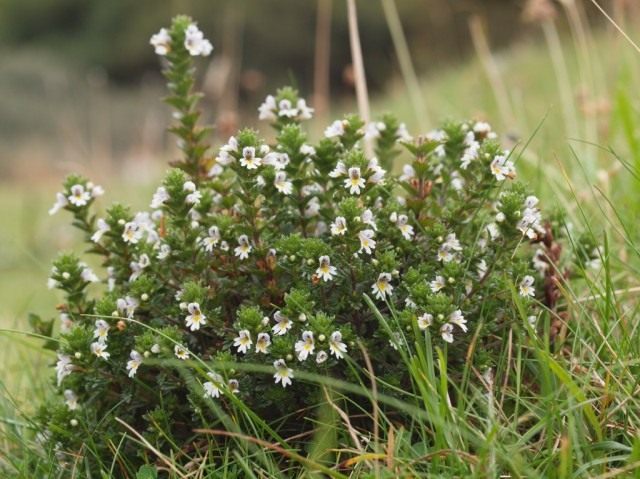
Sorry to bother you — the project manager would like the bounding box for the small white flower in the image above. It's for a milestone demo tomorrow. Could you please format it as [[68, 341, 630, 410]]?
[[296, 98, 314, 120], [305, 197, 321, 218], [240, 146, 262, 170], [274, 171, 293, 195], [59, 313, 73, 333], [184, 24, 213, 56], [278, 99, 298, 118], [358, 229, 377, 254], [233, 330, 252, 354], [440, 323, 454, 343], [126, 350, 143, 378], [90, 342, 110, 360], [396, 214, 414, 240], [490, 154, 516, 181], [329, 161, 347, 178], [81, 267, 99, 283], [228, 379, 240, 394], [264, 152, 290, 170], [122, 222, 143, 244], [49, 192, 68, 215], [300, 144, 316, 157], [344, 167, 365, 195], [273, 359, 294, 388], [185, 302, 207, 331], [328, 331, 347, 359], [325, 120, 345, 138], [449, 309, 467, 332], [371, 273, 393, 300], [93, 320, 109, 344], [203, 372, 223, 398], [396, 123, 413, 142], [316, 255, 337, 282], [150, 27, 171, 55], [91, 218, 110, 243], [417, 313, 433, 330], [64, 389, 79, 410], [430, 276, 446, 293], [234, 235, 252, 260], [255, 332, 271, 354], [364, 121, 385, 140], [295, 330, 315, 361], [361, 209, 377, 230], [116, 296, 139, 318], [68, 184, 91, 207], [519, 275, 535, 297], [330, 216, 348, 236], [399, 164, 416, 182], [201, 226, 220, 252], [316, 350, 328, 364], [56, 354, 73, 386], [477, 259, 488, 279], [272, 311, 292, 336], [258, 95, 277, 121], [150, 186, 169, 209], [174, 345, 189, 360]]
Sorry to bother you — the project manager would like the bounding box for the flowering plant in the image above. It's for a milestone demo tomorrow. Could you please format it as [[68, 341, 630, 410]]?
[[36, 15, 566, 472]]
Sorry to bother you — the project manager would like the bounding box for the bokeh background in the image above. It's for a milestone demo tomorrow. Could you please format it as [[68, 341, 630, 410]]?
[[1, 0, 639, 396]]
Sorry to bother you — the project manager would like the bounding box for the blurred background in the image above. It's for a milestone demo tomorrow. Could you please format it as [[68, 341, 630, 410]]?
[[1, 0, 640, 394]]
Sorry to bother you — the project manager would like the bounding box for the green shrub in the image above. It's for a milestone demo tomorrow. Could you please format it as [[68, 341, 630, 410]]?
[[37, 15, 566, 473]]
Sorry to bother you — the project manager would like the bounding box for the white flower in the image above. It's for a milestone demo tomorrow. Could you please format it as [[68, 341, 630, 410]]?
[[63, 390, 79, 410], [396, 214, 414, 240], [477, 259, 488, 279], [443, 233, 462, 251], [91, 218, 110, 243], [364, 121, 385, 140], [122, 222, 143, 244], [68, 184, 91, 207], [486, 222, 500, 240], [59, 313, 73, 333], [116, 296, 139, 318], [240, 146, 262, 170], [325, 120, 345, 138], [274, 171, 293, 195], [272, 311, 292, 336], [316, 256, 337, 282], [81, 266, 99, 283], [203, 372, 223, 398], [316, 350, 328, 364], [296, 98, 314, 120], [264, 152, 290, 170], [295, 330, 315, 361], [328, 331, 347, 359], [150, 186, 170, 209], [344, 167, 365, 195], [184, 24, 213, 56], [233, 330, 252, 354], [449, 310, 467, 332], [185, 302, 207, 331], [184, 181, 202, 205], [361, 209, 377, 230], [371, 273, 393, 300], [93, 319, 109, 344], [329, 161, 347, 178], [440, 323, 454, 343], [396, 123, 413, 142], [228, 379, 240, 394], [490, 154, 516, 181], [234, 235, 252, 260], [255, 332, 271, 354], [519, 275, 535, 297], [399, 164, 416, 182], [258, 95, 277, 120], [460, 141, 480, 169], [278, 99, 298, 118], [273, 359, 294, 388], [417, 313, 433, 330], [126, 350, 143, 378], [174, 344, 189, 360], [49, 192, 68, 215], [91, 342, 110, 360], [201, 226, 220, 252], [330, 216, 348, 236], [300, 144, 316, 157], [150, 27, 171, 55], [56, 354, 73, 386], [358, 229, 377, 254], [304, 197, 321, 218], [430, 276, 446, 293]]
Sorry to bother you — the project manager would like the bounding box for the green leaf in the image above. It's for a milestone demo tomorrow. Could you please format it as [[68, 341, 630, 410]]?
[[136, 465, 158, 479]]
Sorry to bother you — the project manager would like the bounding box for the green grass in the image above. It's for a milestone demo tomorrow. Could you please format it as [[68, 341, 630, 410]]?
[[2, 12, 640, 478]]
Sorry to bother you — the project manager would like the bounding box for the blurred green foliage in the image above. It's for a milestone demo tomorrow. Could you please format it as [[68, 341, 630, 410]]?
[[0, 0, 522, 92]]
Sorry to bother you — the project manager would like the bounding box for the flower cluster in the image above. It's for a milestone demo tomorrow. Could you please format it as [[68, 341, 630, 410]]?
[[35, 15, 565, 474]]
